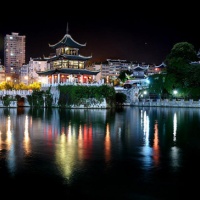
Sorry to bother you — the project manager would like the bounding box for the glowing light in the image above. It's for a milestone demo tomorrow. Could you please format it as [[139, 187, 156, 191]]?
[[173, 90, 178, 95], [145, 79, 150, 84], [6, 77, 11, 82]]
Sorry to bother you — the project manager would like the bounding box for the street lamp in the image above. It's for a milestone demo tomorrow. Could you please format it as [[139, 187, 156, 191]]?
[[6, 76, 11, 82], [173, 90, 178, 99], [143, 90, 147, 101], [24, 76, 28, 85]]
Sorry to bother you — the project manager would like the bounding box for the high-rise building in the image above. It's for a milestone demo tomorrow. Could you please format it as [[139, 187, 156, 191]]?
[[0, 64, 5, 82], [4, 32, 25, 82]]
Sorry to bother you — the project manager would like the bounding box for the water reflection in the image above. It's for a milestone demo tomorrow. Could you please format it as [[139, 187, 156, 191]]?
[[0, 107, 200, 199], [23, 115, 31, 155], [153, 120, 160, 166], [55, 132, 77, 183], [173, 112, 177, 142], [6, 115, 15, 175], [104, 123, 111, 163]]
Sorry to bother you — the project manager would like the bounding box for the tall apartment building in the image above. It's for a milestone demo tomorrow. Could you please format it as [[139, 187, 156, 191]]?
[[4, 32, 26, 82]]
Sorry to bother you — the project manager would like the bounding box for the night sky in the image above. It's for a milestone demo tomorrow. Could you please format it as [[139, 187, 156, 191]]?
[[0, 4, 199, 65]]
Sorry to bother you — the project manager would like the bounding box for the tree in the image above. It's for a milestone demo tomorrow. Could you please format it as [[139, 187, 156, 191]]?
[[165, 42, 198, 64], [148, 74, 167, 98], [164, 42, 200, 99], [118, 70, 132, 83], [28, 82, 41, 90], [165, 42, 198, 77], [165, 42, 198, 80]]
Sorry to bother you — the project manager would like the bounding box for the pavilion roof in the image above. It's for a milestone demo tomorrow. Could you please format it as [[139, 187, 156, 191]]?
[[37, 68, 100, 76], [44, 54, 92, 62], [49, 34, 86, 49]]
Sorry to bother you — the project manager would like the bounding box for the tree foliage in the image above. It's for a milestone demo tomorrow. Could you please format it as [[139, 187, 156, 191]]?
[[58, 85, 116, 108], [0, 81, 41, 90], [118, 70, 132, 82], [148, 74, 165, 93], [162, 42, 200, 99], [165, 42, 198, 64], [27, 90, 53, 107], [165, 42, 198, 79]]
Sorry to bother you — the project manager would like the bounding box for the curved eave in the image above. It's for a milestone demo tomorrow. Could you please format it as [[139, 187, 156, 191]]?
[[43, 55, 57, 61], [49, 34, 86, 49], [61, 54, 92, 61], [37, 69, 100, 76], [45, 54, 92, 62], [134, 67, 145, 71], [37, 69, 58, 76], [59, 69, 100, 75]]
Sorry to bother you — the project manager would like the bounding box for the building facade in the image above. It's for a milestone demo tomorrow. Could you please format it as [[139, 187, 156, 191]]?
[[0, 65, 5, 82], [100, 59, 132, 83], [4, 32, 26, 82], [28, 58, 48, 84]]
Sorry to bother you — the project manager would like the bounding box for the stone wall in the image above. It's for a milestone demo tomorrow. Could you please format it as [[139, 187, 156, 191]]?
[[0, 100, 17, 107]]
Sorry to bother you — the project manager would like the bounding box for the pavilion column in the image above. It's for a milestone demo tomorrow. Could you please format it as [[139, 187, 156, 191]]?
[[92, 75, 95, 82], [58, 74, 60, 83], [70, 74, 73, 82], [52, 75, 54, 84], [80, 75, 83, 83]]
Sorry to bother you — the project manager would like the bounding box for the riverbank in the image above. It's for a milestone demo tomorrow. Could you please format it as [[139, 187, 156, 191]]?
[[1, 99, 200, 108], [130, 99, 200, 108]]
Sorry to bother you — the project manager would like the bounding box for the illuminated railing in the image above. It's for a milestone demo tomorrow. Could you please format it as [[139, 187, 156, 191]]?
[[41, 82, 104, 88], [0, 90, 33, 96]]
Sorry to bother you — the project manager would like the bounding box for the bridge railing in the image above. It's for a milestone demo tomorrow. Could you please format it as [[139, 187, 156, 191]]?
[[41, 82, 105, 88]]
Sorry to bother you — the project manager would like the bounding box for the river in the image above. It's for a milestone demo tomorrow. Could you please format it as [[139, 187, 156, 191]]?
[[0, 107, 199, 199]]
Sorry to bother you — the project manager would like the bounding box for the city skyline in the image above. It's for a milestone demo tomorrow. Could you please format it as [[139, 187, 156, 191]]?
[[0, 5, 199, 65]]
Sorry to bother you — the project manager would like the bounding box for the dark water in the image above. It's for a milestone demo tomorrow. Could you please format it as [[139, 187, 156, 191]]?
[[0, 107, 200, 199]]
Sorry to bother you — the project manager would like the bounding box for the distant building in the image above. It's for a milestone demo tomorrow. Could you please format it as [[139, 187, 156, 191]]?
[[0, 65, 5, 82], [147, 62, 167, 75], [100, 59, 132, 83], [4, 32, 26, 82], [20, 64, 29, 85], [95, 59, 154, 83], [132, 65, 147, 78], [92, 63, 102, 83], [28, 58, 48, 84]]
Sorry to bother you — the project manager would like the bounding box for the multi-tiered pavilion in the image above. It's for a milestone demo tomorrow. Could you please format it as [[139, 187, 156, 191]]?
[[37, 30, 100, 86]]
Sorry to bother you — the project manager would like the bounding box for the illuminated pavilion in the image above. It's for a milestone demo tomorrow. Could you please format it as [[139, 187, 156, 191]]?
[[36, 30, 100, 85]]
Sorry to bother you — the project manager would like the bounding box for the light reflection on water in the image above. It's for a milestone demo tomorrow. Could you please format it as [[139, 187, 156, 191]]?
[[0, 107, 200, 199]]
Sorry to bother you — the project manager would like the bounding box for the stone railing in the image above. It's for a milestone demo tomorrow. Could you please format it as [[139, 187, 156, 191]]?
[[130, 99, 200, 108], [41, 82, 104, 88], [0, 90, 32, 96]]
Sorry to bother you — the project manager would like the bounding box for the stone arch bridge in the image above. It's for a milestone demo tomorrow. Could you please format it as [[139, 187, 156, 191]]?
[[114, 87, 140, 105]]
